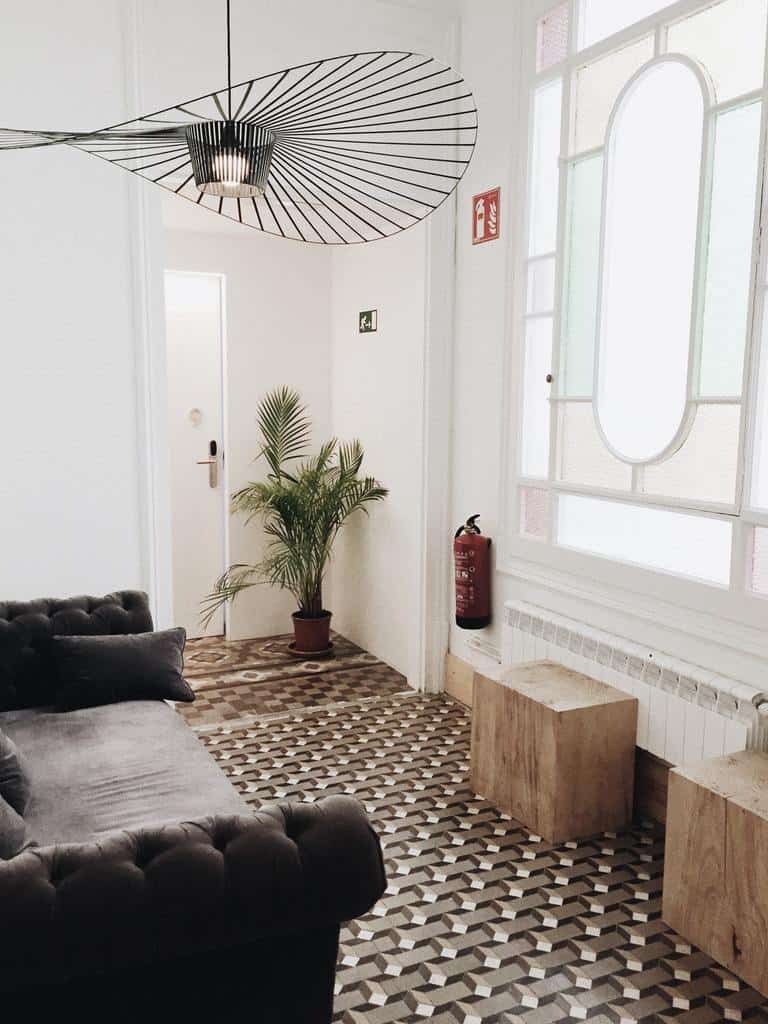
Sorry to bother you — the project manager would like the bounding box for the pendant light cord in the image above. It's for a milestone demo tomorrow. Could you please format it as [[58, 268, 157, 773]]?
[[226, 0, 232, 120]]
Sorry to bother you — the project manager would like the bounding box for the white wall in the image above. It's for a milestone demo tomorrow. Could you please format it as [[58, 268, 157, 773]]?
[[0, 0, 467, 675], [164, 227, 332, 640], [0, 2, 147, 601], [0, 0, 460, 650], [319, 11, 458, 685], [450, 0, 524, 669], [328, 229, 427, 680]]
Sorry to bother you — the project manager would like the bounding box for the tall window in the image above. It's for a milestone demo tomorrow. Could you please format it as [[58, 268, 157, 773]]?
[[516, 0, 768, 598]]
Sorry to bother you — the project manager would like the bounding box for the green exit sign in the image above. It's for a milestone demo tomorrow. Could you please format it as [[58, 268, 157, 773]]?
[[359, 309, 378, 333]]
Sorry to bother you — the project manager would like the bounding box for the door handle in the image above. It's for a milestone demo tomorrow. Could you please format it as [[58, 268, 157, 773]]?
[[196, 441, 219, 488]]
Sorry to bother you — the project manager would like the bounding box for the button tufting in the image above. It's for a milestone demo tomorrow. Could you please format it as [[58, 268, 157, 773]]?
[[0, 591, 153, 712]]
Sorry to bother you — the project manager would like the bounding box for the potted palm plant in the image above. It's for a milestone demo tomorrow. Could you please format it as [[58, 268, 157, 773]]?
[[202, 387, 387, 654]]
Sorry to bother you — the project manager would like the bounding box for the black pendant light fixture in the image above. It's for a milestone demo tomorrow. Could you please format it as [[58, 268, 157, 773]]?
[[0, 3, 478, 244], [186, 121, 274, 198], [185, 1, 275, 198]]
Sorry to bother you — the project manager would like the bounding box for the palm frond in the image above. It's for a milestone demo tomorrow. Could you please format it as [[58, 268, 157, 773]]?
[[302, 438, 337, 476], [200, 563, 262, 628], [338, 439, 364, 477], [336, 477, 389, 525], [256, 386, 311, 477]]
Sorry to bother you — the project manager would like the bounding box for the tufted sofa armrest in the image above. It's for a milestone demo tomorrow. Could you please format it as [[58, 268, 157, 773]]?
[[0, 795, 386, 990]]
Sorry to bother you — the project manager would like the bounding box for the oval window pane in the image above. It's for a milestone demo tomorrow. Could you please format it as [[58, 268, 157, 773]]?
[[596, 60, 704, 463]]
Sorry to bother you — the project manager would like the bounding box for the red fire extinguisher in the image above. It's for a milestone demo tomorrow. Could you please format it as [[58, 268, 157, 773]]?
[[454, 515, 491, 629]]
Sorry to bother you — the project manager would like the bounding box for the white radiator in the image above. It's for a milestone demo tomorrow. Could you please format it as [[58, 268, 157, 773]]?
[[503, 601, 768, 764]]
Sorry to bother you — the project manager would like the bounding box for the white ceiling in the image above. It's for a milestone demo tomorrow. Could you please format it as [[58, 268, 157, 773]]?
[[375, 0, 462, 14], [139, 0, 459, 115]]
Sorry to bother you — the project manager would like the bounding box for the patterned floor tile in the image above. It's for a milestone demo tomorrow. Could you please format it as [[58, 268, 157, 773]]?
[[189, 692, 768, 1022], [180, 631, 409, 726], [185, 631, 369, 681], [179, 635, 767, 1021]]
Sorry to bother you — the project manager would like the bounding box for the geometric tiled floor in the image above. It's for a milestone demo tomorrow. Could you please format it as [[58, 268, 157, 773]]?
[[180, 631, 409, 727], [193, 692, 768, 1022]]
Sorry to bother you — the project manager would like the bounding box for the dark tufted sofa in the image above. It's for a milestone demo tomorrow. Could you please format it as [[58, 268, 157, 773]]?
[[0, 592, 386, 1021]]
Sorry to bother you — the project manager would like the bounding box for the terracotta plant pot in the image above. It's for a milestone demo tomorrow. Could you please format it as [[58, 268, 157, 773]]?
[[292, 610, 332, 653]]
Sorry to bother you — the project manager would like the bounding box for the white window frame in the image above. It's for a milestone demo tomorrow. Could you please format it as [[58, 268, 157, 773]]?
[[593, 54, 711, 468], [501, 0, 768, 643]]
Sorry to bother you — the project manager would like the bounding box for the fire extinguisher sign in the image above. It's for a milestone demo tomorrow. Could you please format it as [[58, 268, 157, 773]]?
[[472, 187, 500, 245]]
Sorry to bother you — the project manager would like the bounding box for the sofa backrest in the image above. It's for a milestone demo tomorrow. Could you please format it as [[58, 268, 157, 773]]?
[[0, 591, 153, 711]]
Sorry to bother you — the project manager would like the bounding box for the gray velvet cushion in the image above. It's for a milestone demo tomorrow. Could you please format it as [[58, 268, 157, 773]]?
[[0, 793, 26, 859], [0, 701, 247, 846], [0, 590, 154, 712], [0, 729, 30, 814], [52, 628, 194, 711]]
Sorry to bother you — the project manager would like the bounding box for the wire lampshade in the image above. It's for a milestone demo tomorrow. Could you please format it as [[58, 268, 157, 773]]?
[[0, 1, 478, 243], [185, 121, 274, 198]]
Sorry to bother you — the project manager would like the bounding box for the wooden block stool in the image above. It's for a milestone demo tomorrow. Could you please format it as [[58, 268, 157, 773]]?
[[470, 661, 638, 843], [663, 750, 768, 996]]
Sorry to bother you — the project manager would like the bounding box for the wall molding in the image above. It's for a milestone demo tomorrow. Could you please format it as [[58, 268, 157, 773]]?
[[417, 202, 458, 692], [415, 17, 461, 694], [122, 0, 173, 628]]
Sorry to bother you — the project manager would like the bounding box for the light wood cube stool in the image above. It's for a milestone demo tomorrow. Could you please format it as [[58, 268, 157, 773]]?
[[663, 750, 768, 996], [470, 661, 637, 843]]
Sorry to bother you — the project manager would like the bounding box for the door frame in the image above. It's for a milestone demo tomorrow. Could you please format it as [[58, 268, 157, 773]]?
[[125, 1, 231, 638], [163, 268, 230, 639], [124, 0, 174, 631]]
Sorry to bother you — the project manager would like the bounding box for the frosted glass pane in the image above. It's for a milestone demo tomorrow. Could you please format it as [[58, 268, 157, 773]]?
[[529, 79, 563, 257], [521, 318, 553, 478], [562, 155, 602, 395], [538, 3, 569, 71], [558, 402, 632, 489], [751, 528, 768, 594], [573, 37, 655, 153], [700, 102, 761, 397], [596, 60, 703, 462], [753, 302, 768, 509], [557, 494, 732, 583], [642, 405, 741, 505], [527, 257, 556, 314], [580, 0, 674, 47], [520, 486, 549, 539], [667, 0, 768, 103]]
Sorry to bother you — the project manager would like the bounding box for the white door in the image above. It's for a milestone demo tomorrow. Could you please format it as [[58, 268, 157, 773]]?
[[164, 271, 227, 639]]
